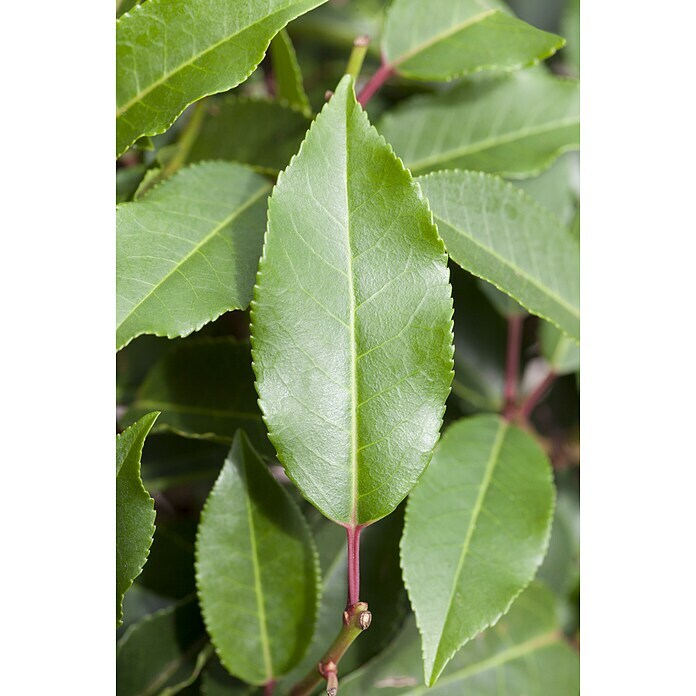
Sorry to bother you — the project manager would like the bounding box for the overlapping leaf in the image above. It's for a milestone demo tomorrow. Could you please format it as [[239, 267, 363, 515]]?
[[540, 320, 580, 375], [379, 69, 579, 178], [116, 597, 211, 695], [418, 170, 580, 341], [340, 583, 579, 694], [195, 431, 320, 685], [116, 412, 159, 626], [116, 0, 327, 155], [116, 162, 271, 350], [382, 0, 564, 81], [251, 75, 454, 527], [188, 97, 312, 175], [401, 415, 555, 685], [270, 30, 312, 115], [121, 338, 272, 454]]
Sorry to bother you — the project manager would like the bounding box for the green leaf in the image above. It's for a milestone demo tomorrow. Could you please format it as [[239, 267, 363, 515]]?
[[340, 582, 579, 694], [401, 414, 555, 685], [116, 596, 211, 696], [379, 69, 579, 178], [417, 170, 580, 341], [382, 0, 564, 81], [195, 431, 320, 684], [116, 162, 271, 351], [121, 338, 273, 455], [540, 320, 580, 375], [269, 30, 312, 115], [250, 75, 454, 526], [117, 412, 160, 627], [116, 0, 328, 156], [561, 0, 580, 76], [512, 151, 579, 226], [188, 97, 312, 175]]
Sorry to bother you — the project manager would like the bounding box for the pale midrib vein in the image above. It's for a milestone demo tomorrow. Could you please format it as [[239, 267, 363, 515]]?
[[345, 102, 359, 527], [117, 4, 297, 117], [407, 116, 579, 173], [437, 215, 579, 320], [391, 9, 497, 68], [242, 462, 274, 681], [405, 630, 558, 695], [132, 399, 261, 421], [435, 420, 508, 661], [118, 182, 271, 329]]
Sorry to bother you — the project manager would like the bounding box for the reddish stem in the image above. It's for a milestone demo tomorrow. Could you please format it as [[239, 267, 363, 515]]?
[[357, 61, 394, 106], [502, 315, 525, 420], [346, 526, 362, 607], [263, 680, 276, 696], [519, 370, 557, 421]]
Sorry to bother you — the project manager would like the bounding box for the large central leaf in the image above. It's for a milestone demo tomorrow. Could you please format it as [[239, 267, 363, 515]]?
[[251, 75, 454, 527], [116, 0, 327, 156]]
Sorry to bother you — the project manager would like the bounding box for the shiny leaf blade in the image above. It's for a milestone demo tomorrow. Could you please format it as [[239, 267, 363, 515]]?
[[382, 0, 564, 81], [195, 431, 320, 684], [251, 75, 454, 526], [188, 97, 312, 175], [270, 29, 312, 115], [418, 170, 580, 341], [116, 411, 160, 626], [116, 0, 327, 156], [121, 338, 273, 454], [340, 582, 579, 694], [379, 70, 579, 178], [116, 597, 210, 696], [116, 162, 271, 351], [401, 415, 555, 685]]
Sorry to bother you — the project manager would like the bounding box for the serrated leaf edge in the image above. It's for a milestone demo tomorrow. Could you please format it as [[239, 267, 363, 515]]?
[[194, 431, 322, 684], [399, 415, 557, 687], [249, 75, 454, 526], [418, 168, 580, 342]]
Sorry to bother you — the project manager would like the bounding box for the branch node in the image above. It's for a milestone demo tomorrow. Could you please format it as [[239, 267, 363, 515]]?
[[358, 610, 372, 630]]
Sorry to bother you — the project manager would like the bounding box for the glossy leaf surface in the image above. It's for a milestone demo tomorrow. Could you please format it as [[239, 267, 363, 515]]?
[[251, 75, 454, 526], [116, 162, 271, 350], [195, 431, 319, 684], [188, 97, 311, 175], [122, 338, 272, 454], [380, 70, 579, 178], [401, 415, 555, 684], [418, 170, 580, 341], [116, 412, 159, 626], [341, 582, 579, 694], [116, 0, 327, 155], [382, 0, 564, 81], [270, 29, 312, 115], [116, 597, 210, 696]]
